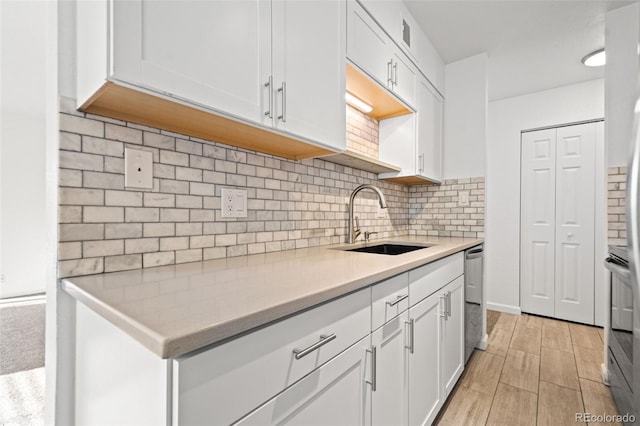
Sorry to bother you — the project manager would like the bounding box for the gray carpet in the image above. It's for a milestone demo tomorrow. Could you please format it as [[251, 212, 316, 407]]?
[[0, 303, 45, 375], [0, 301, 46, 425]]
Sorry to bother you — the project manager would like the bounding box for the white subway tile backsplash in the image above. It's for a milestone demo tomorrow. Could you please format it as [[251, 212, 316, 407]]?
[[58, 98, 487, 278], [608, 167, 627, 242], [105, 254, 142, 272]]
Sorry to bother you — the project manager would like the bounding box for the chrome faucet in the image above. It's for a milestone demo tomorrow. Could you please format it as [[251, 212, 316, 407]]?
[[348, 184, 387, 244]]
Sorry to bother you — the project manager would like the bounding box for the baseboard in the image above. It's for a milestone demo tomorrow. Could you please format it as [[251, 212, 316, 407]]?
[[0, 293, 46, 306], [601, 363, 609, 385], [486, 302, 521, 315], [477, 333, 488, 351]]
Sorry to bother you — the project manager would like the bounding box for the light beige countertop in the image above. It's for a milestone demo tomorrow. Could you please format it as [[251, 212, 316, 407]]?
[[61, 236, 482, 359]]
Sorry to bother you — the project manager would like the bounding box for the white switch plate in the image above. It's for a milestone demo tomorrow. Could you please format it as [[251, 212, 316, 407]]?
[[125, 148, 153, 189], [458, 191, 470, 207], [376, 205, 387, 218], [221, 188, 248, 218]]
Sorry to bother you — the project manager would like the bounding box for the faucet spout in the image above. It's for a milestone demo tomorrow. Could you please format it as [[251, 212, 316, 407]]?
[[348, 184, 388, 244]]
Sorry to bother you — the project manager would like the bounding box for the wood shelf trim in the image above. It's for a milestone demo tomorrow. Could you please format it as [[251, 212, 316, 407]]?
[[79, 82, 337, 161], [320, 149, 401, 174], [381, 175, 439, 185]]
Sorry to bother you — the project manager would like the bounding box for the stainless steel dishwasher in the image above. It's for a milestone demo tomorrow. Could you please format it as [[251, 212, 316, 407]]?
[[464, 245, 484, 363]]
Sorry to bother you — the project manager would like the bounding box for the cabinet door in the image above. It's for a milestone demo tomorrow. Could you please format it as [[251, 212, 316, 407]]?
[[371, 313, 409, 426], [391, 50, 416, 107], [271, 0, 346, 151], [441, 276, 465, 395], [379, 113, 417, 176], [113, 0, 272, 126], [347, 0, 392, 87], [408, 292, 443, 426], [416, 77, 443, 182], [234, 336, 371, 426]]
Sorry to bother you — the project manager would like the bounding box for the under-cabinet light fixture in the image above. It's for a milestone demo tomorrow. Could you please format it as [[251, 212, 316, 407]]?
[[345, 92, 373, 113], [581, 48, 606, 67]]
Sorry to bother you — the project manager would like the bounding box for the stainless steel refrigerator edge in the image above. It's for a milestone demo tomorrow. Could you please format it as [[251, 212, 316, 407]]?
[[464, 245, 484, 363], [623, 98, 640, 420]]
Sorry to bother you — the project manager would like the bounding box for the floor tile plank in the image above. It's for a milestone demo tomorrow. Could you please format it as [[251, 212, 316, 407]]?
[[541, 323, 573, 353], [500, 349, 540, 393], [540, 346, 580, 390], [518, 313, 544, 329], [460, 351, 505, 396], [537, 381, 584, 426], [494, 312, 518, 331], [579, 378, 621, 426], [510, 322, 541, 355], [486, 326, 513, 357], [486, 383, 537, 426], [542, 317, 569, 330], [436, 386, 492, 426], [569, 323, 603, 350], [574, 345, 604, 382]]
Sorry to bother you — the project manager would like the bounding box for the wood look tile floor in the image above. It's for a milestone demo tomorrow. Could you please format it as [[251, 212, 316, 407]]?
[[435, 311, 621, 426]]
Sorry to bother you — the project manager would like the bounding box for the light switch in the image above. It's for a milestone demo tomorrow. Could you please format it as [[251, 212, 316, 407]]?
[[221, 188, 248, 218], [458, 191, 470, 207], [125, 148, 153, 189], [376, 205, 387, 219]]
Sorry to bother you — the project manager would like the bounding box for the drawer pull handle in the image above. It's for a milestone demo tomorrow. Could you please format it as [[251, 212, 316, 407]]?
[[387, 294, 408, 307], [366, 345, 377, 391], [405, 319, 415, 354], [293, 333, 336, 360]]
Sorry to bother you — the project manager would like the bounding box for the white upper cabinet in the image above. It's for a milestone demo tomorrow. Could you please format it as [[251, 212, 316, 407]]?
[[416, 77, 444, 182], [271, 0, 346, 150], [77, 0, 345, 160], [347, 0, 415, 107], [112, 0, 271, 126]]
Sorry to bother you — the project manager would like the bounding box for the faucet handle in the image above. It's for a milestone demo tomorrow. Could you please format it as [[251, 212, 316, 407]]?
[[364, 231, 378, 242]]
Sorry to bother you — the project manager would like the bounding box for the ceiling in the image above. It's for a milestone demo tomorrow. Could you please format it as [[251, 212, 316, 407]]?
[[403, 0, 637, 101]]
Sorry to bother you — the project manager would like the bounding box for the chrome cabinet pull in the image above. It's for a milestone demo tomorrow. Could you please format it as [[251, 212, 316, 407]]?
[[447, 291, 451, 318], [387, 294, 408, 307], [419, 154, 424, 173], [393, 61, 398, 86], [293, 333, 336, 359], [277, 82, 287, 122], [264, 76, 273, 118], [366, 345, 377, 391], [387, 59, 393, 87], [439, 293, 447, 318], [405, 319, 415, 354]]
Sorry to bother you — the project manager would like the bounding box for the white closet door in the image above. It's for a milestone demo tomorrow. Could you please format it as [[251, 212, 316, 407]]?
[[554, 124, 595, 323], [521, 129, 557, 317]]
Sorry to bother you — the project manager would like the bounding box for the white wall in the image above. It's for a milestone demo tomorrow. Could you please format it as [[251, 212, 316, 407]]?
[[486, 79, 604, 315], [0, 0, 51, 298], [443, 53, 488, 180], [605, 3, 640, 167]]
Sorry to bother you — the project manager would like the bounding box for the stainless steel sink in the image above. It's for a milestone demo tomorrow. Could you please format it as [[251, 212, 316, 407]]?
[[344, 243, 433, 255]]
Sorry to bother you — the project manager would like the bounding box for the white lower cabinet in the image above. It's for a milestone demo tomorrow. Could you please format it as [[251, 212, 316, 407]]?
[[235, 335, 371, 426], [408, 291, 443, 426], [370, 312, 410, 426], [72, 255, 467, 426], [442, 276, 465, 395]]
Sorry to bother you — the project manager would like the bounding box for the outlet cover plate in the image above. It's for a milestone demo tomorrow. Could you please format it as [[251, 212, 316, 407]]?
[[125, 148, 153, 189], [221, 188, 247, 218], [458, 191, 470, 207]]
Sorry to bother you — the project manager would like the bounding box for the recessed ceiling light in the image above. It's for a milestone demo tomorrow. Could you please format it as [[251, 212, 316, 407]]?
[[345, 92, 373, 113], [582, 49, 606, 67]]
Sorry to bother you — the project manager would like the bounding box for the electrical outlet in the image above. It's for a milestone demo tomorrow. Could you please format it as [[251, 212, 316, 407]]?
[[125, 148, 153, 189], [221, 188, 247, 218], [376, 205, 387, 218], [458, 191, 470, 207]]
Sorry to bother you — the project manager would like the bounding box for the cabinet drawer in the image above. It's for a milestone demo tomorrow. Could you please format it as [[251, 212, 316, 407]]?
[[173, 288, 371, 426], [409, 253, 463, 306], [371, 272, 409, 331]]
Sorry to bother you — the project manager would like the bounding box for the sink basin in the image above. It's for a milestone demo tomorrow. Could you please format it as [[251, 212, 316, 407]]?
[[345, 243, 432, 255]]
